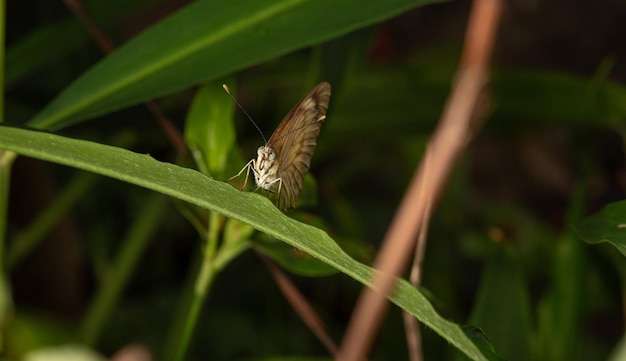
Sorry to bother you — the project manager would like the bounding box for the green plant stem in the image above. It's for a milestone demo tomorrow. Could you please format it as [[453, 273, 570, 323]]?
[[80, 194, 169, 346], [172, 258, 217, 361], [0, 0, 9, 350], [163, 217, 251, 361], [7, 171, 99, 269], [537, 184, 586, 361], [0, 151, 14, 263], [0, 0, 4, 119], [0, 150, 15, 352], [171, 212, 223, 361]]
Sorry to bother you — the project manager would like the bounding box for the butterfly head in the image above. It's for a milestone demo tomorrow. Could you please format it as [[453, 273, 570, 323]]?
[[256, 146, 277, 171]]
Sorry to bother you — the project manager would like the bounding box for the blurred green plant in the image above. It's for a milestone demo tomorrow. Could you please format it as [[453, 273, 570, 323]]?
[[1, 0, 625, 360]]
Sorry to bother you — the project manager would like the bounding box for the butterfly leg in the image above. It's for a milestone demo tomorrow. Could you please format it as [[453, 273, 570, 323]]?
[[264, 178, 284, 208], [264, 177, 282, 196], [228, 159, 254, 190]]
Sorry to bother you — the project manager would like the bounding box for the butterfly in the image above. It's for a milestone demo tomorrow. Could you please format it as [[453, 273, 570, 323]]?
[[229, 82, 331, 210]]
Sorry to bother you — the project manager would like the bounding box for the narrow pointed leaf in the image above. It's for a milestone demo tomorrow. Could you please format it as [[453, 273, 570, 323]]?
[[0, 125, 491, 360], [27, 0, 443, 130]]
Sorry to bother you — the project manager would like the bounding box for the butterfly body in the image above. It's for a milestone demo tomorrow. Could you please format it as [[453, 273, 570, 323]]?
[[231, 82, 331, 210], [252, 145, 281, 194]]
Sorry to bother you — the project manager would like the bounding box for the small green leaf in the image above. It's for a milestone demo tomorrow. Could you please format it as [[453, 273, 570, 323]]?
[[185, 80, 236, 178], [461, 326, 504, 361], [215, 218, 254, 272], [575, 201, 626, 257]]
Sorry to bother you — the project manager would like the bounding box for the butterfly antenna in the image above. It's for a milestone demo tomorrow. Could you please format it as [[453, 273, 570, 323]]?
[[222, 84, 268, 145]]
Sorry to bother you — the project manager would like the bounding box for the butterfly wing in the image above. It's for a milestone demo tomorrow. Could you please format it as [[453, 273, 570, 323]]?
[[267, 82, 331, 209]]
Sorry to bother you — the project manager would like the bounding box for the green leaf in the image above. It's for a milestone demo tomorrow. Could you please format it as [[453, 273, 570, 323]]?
[[215, 218, 254, 272], [537, 234, 586, 361], [27, 0, 443, 130], [492, 70, 626, 126], [23, 345, 105, 361], [608, 334, 626, 361], [0, 125, 490, 361], [468, 246, 532, 361], [185, 80, 236, 178], [5, 0, 154, 88], [254, 235, 339, 277], [5, 19, 88, 88], [460, 326, 505, 361], [574, 200, 626, 257], [8, 312, 74, 355], [242, 357, 332, 361]]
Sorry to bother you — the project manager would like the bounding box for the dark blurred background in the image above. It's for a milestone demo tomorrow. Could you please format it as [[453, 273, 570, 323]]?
[[5, 0, 626, 360]]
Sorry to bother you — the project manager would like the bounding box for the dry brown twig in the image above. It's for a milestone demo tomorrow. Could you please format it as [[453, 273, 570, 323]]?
[[257, 251, 339, 357], [338, 0, 504, 360], [403, 198, 432, 361]]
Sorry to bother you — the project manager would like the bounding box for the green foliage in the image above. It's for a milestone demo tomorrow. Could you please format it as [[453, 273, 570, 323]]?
[[1, 0, 625, 360], [468, 247, 532, 361], [185, 80, 237, 178], [576, 201, 626, 256], [0, 125, 489, 360], [26, 0, 442, 130]]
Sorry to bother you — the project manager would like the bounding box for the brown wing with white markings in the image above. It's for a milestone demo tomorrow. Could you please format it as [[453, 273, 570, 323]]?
[[267, 82, 331, 210]]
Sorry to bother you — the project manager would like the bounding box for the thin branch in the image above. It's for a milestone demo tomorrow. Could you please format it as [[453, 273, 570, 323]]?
[[403, 193, 432, 361], [256, 250, 339, 357]]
